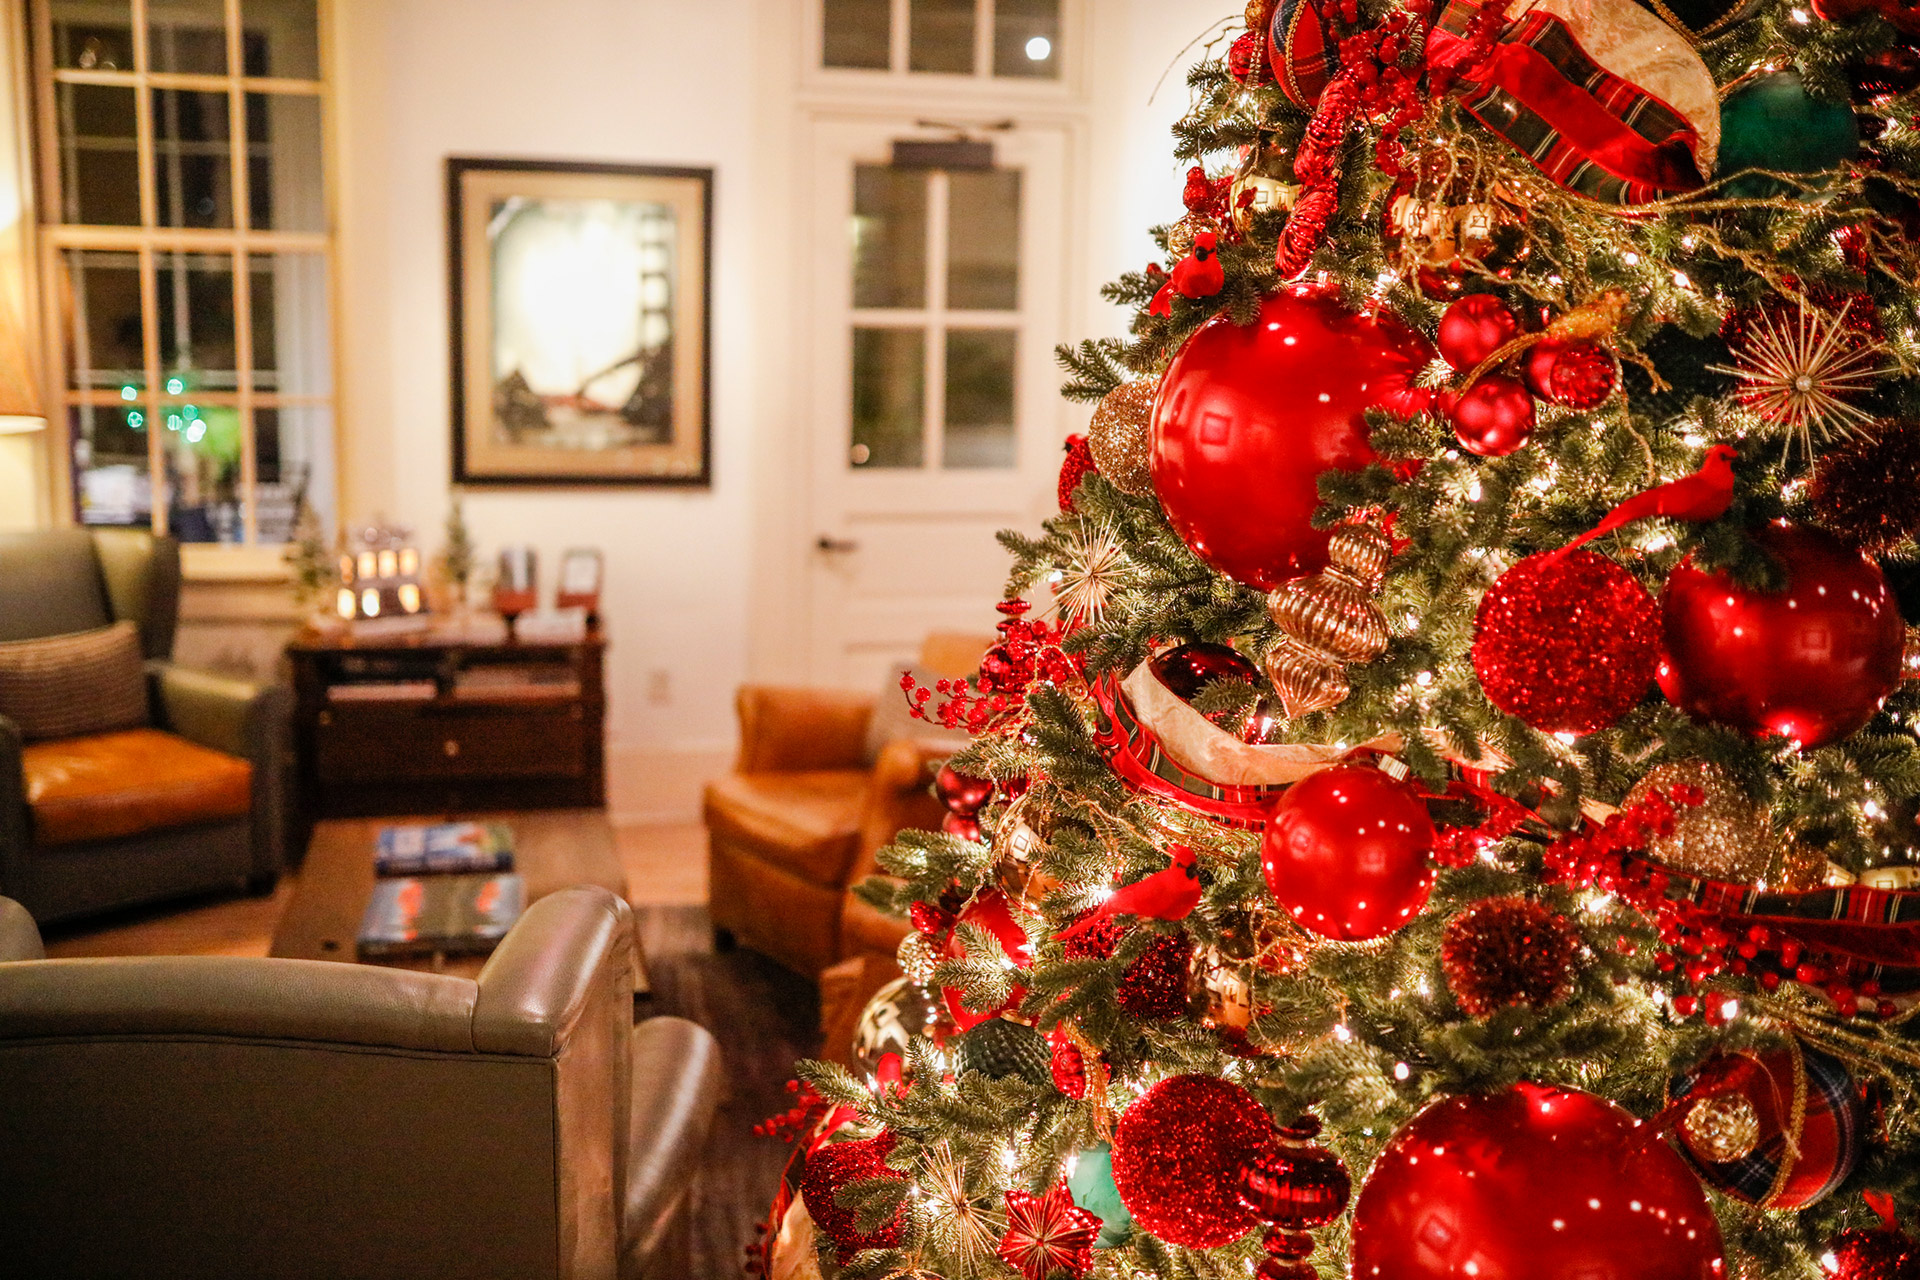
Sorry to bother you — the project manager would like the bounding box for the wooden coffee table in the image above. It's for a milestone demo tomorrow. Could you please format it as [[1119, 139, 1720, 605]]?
[[272, 809, 648, 991]]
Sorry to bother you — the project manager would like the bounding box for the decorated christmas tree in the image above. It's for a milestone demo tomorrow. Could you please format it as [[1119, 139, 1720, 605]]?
[[755, 2, 1920, 1278]]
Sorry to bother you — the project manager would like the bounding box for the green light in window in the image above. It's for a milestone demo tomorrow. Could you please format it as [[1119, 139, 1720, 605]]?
[[165, 376, 185, 395], [119, 385, 138, 401], [166, 413, 183, 432], [182, 405, 199, 420], [126, 411, 145, 429]]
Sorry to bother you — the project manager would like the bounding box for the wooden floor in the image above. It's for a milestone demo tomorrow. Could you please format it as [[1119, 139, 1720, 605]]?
[[37, 819, 815, 1280]]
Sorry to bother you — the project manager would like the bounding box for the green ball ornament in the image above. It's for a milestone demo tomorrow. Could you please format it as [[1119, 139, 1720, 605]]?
[[1716, 71, 1858, 198], [949, 1017, 1052, 1088], [1067, 1143, 1133, 1248]]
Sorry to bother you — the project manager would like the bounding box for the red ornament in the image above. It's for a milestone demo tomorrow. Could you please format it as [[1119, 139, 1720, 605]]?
[[800, 1130, 908, 1263], [998, 1181, 1101, 1280], [940, 811, 984, 843], [1523, 338, 1617, 409], [1445, 374, 1536, 457], [941, 890, 1034, 1031], [1658, 522, 1904, 749], [1825, 1229, 1915, 1280], [1151, 287, 1434, 588], [1048, 1027, 1088, 1098], [1437, 293, 1520, 370], [935, 764, 994, 816], [1472, 549, 1661, 733], [1117, 930, 1194, 1021], [1441, 896, 1579, 1016], [1350, 1082, 1726, 1280], [1110, 1074, 1278, 1247], [1059, 433, 1096, 511], [1235, 1117, 1351, 1229], [1149, 641, 1261, 699], [1260, 764, 1436, 941]]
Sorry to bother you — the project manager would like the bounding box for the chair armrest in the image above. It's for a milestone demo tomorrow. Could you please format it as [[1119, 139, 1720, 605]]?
[[0, 896, 43, 962], [150, 664, 289, 881], [852, 737, 952, 886], [0, 715, 27, 903], [734, 684, 875, 773], [473, 884, 635, 1056], [624, 1016, 725, 1266]]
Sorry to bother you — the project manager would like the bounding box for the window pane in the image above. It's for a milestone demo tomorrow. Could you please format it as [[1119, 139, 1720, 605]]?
[[49, 1, 132, 71], [852, 327, 924, 468], [69, 404, 152, 528], [823, 0, 890, 69], [155, 251, 239, 393], [948, 168, 1019, 310], [943, 328, 1015, 468], [852, 166, 926, 309], [253, 405, 334, 542], [148, 0, 229, 74], [909, 0, 973, 74], [994, 0, 1060, 79], [245, 92, 324, 231], [250, 252, 331, 395], [241, 0, 321, 78], [61, 249, 144, 392], [153, 89, 236, 229], [56, 84, 140, 226], [160, 401, 243, 543]]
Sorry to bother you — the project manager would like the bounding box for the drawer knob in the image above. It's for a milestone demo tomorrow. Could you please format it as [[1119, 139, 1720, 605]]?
[[443, 739, 461, 758]]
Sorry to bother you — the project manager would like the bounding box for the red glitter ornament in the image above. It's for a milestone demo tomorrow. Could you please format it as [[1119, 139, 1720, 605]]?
[[1445, 374, 1536, 456], [1048, 1027, 1088, 1099], [1824, 1227, 1915, 1280], [1658, 522, 1904, 749], [1472, 549, 1660, 733], [998, 1181, 1101, 1280], [1059, 433, 1097, 511], [1810, 423, 1920, 555], [800, 1130, 908, 1263], [1261, 764, 1436, 941], [1117, 930, 1194, 1021], [1437, 293, 1520, 370], [1441, 896, 1579, 1017], [1350, 1082, 1726, 1280], [1522, 338, 1617, 409], [1110, 1074, 1278, 1247]]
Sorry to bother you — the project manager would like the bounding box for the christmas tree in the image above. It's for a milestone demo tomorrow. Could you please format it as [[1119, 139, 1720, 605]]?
[[759, 3, 1920, 1279]]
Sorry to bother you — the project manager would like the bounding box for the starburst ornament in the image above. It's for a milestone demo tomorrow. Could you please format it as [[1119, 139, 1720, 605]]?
[[997, 1182, 1100, 1280], [1709, 298, 1890, 459], [1052, 521, 1129, 624], [918, 1142, 1003, 1276]]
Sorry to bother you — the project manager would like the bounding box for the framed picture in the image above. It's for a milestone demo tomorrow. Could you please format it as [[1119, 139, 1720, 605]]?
[[448, 158, 713, 486]]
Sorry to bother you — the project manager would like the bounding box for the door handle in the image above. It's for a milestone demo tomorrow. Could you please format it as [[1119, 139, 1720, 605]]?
[[816, 535, 860, 554]]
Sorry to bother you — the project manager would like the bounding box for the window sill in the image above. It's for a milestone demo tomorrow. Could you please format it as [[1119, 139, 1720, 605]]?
[[180, 543, 293, 584]]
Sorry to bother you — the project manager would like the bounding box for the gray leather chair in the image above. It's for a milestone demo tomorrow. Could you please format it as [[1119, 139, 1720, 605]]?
[[0, 528, 288, 925], [0, 887, 725, 1280]]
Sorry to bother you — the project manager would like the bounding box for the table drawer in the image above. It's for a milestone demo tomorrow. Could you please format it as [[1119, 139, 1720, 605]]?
[[315, 705, 588, 782]]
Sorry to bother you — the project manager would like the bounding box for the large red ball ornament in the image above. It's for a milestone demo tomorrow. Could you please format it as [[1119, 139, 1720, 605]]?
[[1437, 293, 1520, 370], [941, 890, 1034, 1032], [1658, 522, 1904, 749], [1261, 765, 1436, 941], [1350, 1082, 1726, 1280], [1110, 1074, 1277, 1248], [1472, 550, 1661, 733], [1151, 287, 1434, 589], [1445, 375, 1536, 457]]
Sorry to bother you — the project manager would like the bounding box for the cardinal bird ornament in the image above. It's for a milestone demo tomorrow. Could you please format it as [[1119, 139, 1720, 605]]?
[[1555, 444, 1738, 557], [1149, 233, 1226, 316], [1056, 844, 1203, 943]]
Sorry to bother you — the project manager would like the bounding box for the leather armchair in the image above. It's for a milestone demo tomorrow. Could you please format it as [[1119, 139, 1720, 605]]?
[[0, 886, 724, 1280], [0, 528, 288, 925]]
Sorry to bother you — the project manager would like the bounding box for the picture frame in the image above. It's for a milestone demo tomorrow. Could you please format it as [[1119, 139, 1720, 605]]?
[[448, 157, 713, 486]]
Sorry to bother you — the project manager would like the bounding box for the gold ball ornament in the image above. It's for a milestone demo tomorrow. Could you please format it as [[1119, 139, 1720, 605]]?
[[1680, 1092, 1763, 1165], [994, 817, 1061, 904], [1087, 378, 1158, 496], [851, 976, 946, 1078], [1623, 761, 1780, 884], [1165, 212, 1218, 263]]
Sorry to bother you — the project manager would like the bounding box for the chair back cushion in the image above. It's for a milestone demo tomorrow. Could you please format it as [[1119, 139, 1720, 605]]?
[[0, 528, 113, 641], [24, 728, 250, 845], [0, 621, 149, 742]]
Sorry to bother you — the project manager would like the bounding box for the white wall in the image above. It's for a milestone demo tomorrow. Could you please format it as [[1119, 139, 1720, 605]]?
[[333, 0, 1236, 821]]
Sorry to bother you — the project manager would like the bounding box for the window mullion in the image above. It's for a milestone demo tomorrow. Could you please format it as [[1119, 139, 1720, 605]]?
[[889, 0, 910, 75], [924, 168, 949, 470], [228, 0, 256, 541], [138, 243, 166, 536], [976, 0, 994, 78]]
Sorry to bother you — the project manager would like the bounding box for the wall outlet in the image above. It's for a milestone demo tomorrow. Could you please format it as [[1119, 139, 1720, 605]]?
[[647, 669, 671, 704]]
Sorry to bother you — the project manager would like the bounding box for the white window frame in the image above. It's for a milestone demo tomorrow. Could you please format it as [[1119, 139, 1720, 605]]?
[[808, 0, 1085, 99]]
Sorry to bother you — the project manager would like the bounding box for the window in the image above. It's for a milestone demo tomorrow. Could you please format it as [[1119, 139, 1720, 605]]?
[[849, 159, 1020, 469], [823, 0, 1061, 80], [31, 0, 334, 545]]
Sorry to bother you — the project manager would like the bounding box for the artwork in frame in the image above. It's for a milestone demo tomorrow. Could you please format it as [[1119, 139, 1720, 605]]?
[[448, 158, 712, 486]]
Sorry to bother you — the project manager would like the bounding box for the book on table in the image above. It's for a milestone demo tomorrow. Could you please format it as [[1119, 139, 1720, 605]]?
[[356, 873, 526, 958], [374, 821, 516, 875]]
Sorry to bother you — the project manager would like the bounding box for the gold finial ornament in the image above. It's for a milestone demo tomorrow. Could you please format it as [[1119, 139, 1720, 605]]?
[[1680, 1092, 1763, 1164], [1263, 520, 1393, 716]]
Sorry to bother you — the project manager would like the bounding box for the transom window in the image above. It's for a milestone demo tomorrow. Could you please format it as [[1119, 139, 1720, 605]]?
[[823, 0, 1061, 80], [849, 158, 1021, 469], [31, 0, 334, 545]]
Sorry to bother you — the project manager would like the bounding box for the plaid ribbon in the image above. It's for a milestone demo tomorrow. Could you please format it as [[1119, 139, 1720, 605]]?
[[1089, 671, 1292, 830]]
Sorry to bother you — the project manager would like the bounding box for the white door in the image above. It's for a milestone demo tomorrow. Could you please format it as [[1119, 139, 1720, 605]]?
[[802, 115, 1072, 687]]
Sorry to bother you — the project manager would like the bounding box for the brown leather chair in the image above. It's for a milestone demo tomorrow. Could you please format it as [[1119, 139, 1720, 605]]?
[[0, 528, 288, 925], [0, 886, 724, 1280], [704, 635, 991, 977]]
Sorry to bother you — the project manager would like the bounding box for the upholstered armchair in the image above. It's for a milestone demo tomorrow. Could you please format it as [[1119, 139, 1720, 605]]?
[[0, 528, 288, 925], [0, 886, 725, 1280]]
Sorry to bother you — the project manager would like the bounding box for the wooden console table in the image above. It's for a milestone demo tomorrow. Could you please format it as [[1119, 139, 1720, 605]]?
[[288, 620, 606, 821]]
